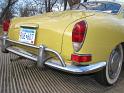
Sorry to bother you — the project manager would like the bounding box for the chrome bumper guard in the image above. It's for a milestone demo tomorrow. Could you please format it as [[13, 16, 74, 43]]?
[[1, 37, 106, 74]]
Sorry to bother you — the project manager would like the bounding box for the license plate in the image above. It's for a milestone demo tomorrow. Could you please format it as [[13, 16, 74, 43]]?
[[19, 28, 36, 44]]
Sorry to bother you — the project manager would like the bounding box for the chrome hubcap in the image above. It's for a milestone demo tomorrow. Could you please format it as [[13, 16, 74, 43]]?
[[108, 46, 122, 79]]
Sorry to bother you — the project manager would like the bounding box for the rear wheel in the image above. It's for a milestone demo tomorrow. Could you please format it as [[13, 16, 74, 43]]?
[[95, 44, 123, 86]]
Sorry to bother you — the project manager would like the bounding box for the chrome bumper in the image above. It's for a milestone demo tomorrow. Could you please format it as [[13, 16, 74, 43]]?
[[45, 61, 106, 74], [1, 37, 106, 74]]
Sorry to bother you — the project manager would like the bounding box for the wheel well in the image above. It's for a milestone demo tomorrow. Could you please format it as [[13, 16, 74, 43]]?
[[121, 42, 124, 49], [120, 42, 124, 69]]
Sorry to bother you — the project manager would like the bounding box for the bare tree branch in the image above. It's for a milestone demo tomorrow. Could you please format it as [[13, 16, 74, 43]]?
[[51, 0, 58, 9], [0, 0, 18, 22]]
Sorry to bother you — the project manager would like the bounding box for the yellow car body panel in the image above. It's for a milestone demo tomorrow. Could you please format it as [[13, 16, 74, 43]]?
[[62, 12, 124, 64], [8, 11, 93, 54], [7, 3, 124, 65]]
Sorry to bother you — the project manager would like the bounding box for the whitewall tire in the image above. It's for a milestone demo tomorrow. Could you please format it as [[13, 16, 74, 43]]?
[[95, 44, 123, 86]]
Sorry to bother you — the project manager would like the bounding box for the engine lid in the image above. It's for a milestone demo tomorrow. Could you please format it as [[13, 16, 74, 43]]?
[[8, 10, 94, 53]]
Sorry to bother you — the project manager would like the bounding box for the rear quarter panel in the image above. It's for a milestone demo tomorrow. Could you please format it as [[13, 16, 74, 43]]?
[[62, 13, 124, 64]]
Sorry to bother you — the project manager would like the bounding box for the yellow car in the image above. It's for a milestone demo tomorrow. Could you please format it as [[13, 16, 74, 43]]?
[[1, 1, 124, 86]]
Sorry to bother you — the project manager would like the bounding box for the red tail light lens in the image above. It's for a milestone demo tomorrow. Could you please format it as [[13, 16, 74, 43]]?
[[72, 21, 87, 42], [2, 20, 10, 32], [71, 54, 91, 63], [72, 21, 87, 52]]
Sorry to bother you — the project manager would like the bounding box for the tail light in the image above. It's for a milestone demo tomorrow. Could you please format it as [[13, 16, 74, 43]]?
[[2, 20, 10, 32], [72, 21, 87, 52], [71, 54, 91, 63]]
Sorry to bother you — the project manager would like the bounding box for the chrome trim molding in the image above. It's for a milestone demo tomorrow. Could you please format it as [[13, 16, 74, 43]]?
[[20, 24, 39, 28], [1, 39, 106, 74]]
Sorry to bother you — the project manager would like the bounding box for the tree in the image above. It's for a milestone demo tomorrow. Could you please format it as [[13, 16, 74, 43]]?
[[32, 0, 66, 12], [19, 4, 38, 17], [64, 0, 67, 10], [67, 0, 81, 8], [44, 0, 58, 12], [0, 0, 18, 23]]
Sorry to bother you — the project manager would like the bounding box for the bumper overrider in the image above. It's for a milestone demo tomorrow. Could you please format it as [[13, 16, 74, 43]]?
[[0, 34, 106, 74]]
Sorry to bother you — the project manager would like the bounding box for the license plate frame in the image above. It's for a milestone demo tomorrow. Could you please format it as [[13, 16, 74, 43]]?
[[19, 27, 37, 44]]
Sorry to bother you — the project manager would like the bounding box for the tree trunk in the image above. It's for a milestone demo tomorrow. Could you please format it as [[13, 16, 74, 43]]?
[[48, 0, 51, 12], [68, 0, 81, 7], [64, 0, 67, 10], [45, 0, 48, 12]]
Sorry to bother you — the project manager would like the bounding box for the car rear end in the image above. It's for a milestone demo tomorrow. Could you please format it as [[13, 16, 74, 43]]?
[[0, 11, 106, 74]]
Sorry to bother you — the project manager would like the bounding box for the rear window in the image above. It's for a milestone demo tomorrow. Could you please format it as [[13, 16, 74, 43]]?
[[71, 2, 121, 14]]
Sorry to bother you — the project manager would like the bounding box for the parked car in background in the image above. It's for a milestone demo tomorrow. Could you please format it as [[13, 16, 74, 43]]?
[[1, 1, 124, 86]]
